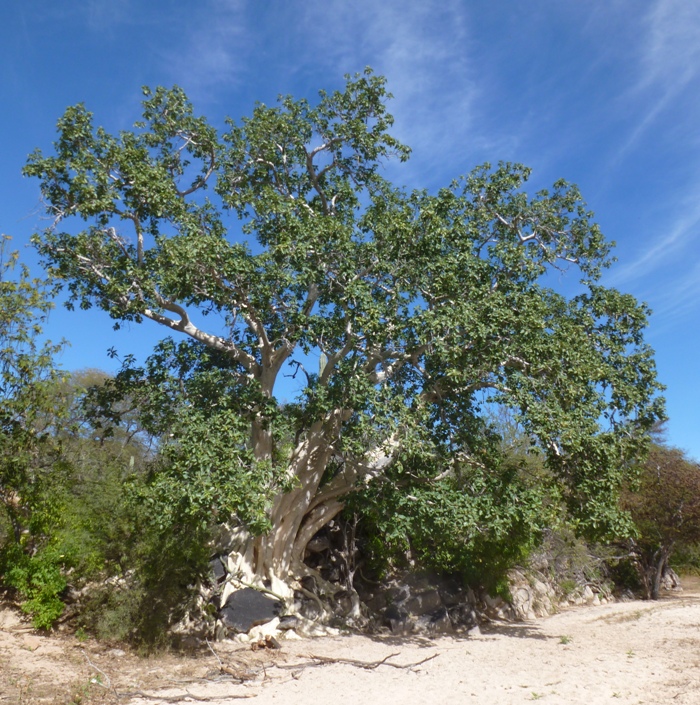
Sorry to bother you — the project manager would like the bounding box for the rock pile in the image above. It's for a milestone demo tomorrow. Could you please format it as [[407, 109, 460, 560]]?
[[170, 525, 639, 647], [358, 573, 480, 635], [174, 551, 592, 647]]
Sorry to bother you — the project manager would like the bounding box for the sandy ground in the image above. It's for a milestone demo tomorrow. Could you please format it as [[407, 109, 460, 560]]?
[[2, 580, 700, 705]]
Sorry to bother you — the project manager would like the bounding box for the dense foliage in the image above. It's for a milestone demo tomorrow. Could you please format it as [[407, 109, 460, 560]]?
[[624, 443, 700, 599], [21, 70, 664, 599], [0, 261, 209, 637], [1, 361, 211, 638], [0, 238, 68, 627]]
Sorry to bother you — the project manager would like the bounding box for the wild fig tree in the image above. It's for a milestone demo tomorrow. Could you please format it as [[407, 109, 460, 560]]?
[[24, 70, 664, 596]]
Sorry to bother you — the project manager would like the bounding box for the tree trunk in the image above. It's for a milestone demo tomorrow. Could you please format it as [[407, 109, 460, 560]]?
[[650, 546, 672, 600], [223, 414, 358, 602], [221, 410, 391, 612]]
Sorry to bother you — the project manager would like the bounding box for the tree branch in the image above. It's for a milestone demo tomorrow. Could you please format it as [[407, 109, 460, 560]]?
[[144, 298, 260, 375]]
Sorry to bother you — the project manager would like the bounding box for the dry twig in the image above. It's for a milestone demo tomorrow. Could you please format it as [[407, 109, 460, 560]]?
[[81, 649, 115, 692], [117, 691, 256, 702], [275, 651, 438, 671]]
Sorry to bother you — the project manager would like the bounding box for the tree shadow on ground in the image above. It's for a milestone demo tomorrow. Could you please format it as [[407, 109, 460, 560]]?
[[364, 632, 446, 648], [479, 622, 551, 640], [361, 621, 552, 646]]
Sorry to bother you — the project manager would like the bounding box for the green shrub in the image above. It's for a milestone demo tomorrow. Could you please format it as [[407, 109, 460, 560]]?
[[531, 526, 618, 597], [1, 542, 67, 629], [75, 518, 210, 647], [669, 543, 700, 576], [347, 449, 554, 594]]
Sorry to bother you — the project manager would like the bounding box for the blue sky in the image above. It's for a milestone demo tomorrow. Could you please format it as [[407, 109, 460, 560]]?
[[2, 1, 698, 458]]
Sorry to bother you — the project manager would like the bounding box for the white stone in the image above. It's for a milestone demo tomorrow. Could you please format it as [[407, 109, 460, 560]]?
[[247, 618, 281, 641], [510, 587, 536, 621], [532, 579, 549, 595], [533, 596, 553, 618], [221, 581, 235, 606], [292, 616, 340, 638], [282, 629, 303, 640], [269, 575, 294, 601], [483, 594, 504, 609]]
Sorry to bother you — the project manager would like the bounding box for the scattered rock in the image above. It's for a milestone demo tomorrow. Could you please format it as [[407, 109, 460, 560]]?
[[448, 604, 479, 630], [406, 589, 443, 616], [282, 629, 303, 640], [510, 586, 536, 621], [247, 617, 280, 642], [298, 596, 325, 621], [383, 604, 411, 634], [209, 556, 227, 584], [426, 607, 453, 634], [661, 568, 682, 591], [278, 615, 301, 631], [292, 617, 340, 638], [176, 528, 618, 644], [306, 536, 331, 554], [220, 588, 281, 634], [22, 635, 42, 651], [333, 589, 355, 617], [250, 634, 281, 650], [483, 594, 504, 610]]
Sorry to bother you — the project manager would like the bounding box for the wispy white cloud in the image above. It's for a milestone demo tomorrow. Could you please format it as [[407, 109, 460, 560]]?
[[83, 0, 133, 33], [639, 0, 700, 89], [602, 0, 700, 304], [27, 0, 132, 28], [154, 1, 518, 182], [610, 183, 700, 286], [611, 0, 700, 162], [159, 0, 249, 102], [611, 75, 692, 165], [644, 257, 700, 334], [297, 0, 498, 183]]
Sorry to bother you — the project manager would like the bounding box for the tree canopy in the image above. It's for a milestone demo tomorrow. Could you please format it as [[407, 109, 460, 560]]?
[[0, 237, 65, 542], [24, 70, 665, 594], [624, 441, 700, 599]]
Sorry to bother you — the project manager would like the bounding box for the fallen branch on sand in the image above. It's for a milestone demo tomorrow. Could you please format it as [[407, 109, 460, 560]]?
[[117, 691, 256, 702], [275, 652, 439, 671]]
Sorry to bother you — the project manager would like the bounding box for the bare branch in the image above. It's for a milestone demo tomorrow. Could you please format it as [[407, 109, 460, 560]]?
[[279, 652, 439, 671], [143, 299, 260, 375], [319, 319, 356, 386]]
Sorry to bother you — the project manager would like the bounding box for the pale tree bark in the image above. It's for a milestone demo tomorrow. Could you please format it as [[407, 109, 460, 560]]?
[[219, 409, 401, 604], [250, 411, 349, 597]]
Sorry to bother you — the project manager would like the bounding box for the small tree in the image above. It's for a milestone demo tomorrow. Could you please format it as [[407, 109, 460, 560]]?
[[0, 237, 66, 540], [624, 444, 700, 599], [24, 71, 664, 598], [0, 237, 69, 626]]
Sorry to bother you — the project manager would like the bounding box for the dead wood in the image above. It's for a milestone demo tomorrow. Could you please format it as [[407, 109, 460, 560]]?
[[274, 651, 439, 671], [117, 691, 256, 702]]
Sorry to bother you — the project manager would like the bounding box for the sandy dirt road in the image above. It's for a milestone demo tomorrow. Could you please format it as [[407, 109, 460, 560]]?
[[2, 581, 700, 704]]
